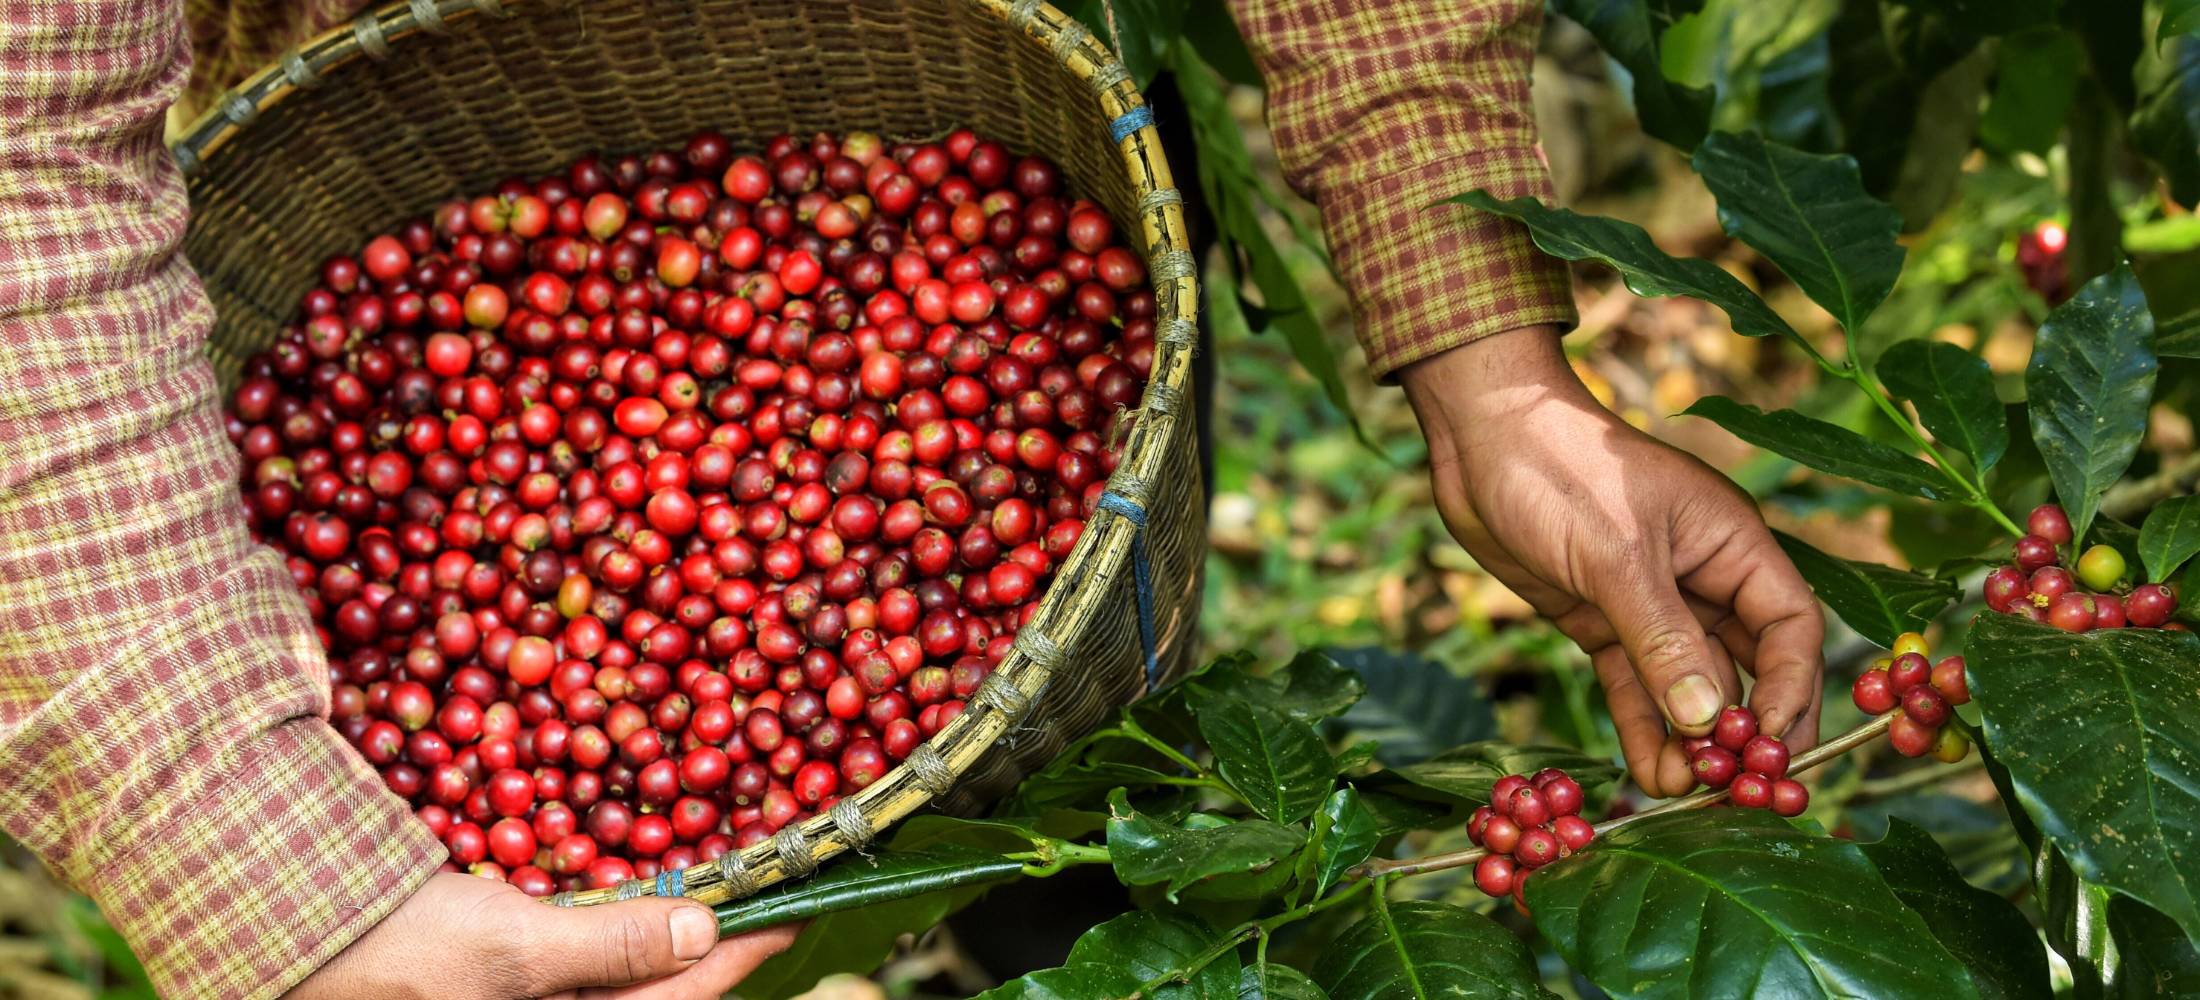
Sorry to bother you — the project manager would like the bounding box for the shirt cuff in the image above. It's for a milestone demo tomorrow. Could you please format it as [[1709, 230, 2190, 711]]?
[[1315, 147, 1577, 382], [0, 553, 443, 1000]]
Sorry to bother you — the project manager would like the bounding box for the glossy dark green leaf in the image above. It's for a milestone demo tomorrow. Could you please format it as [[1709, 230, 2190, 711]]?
[[1189, 687, 1334, 823], [1774, 530, 1961, 646], [1195, 650, 1366, 723], [1683, 396, 1950, 499], [1012, 760, 1186, 812], [1859, 819, 2052, 1000], [979, 963, 1147, 999], [1877, 340, 2009, 472], [1331, 740, 1380, 775], [2134, 37, 2200, 206], [1691, 132, 1905, 331], [1965, 614, 2200, 948], [1550, 0, 1713, 150], [2110, 896, 2200, 997], [1448, 192, 1809, 354], [720, 842, 1027, 997], [1313, 899, 1555, 1000], [1239, 963, 1329, 1000], [1107, 789, 1307, 900], [714, 845, 1025, 936], [1825, 3, 1984, 198], [1979, 29, 2084, 154], [1384, 743, 1621, 807], [1355, 790, 1452, 836], [1529, 810, 1980, 999], [1301, 788, 1380, 900], [2140, 496, 2200, 583], [2025, 264, 2159, 545], [1065, 911, 1239, 1000], [1329, 647, 1493, 766]]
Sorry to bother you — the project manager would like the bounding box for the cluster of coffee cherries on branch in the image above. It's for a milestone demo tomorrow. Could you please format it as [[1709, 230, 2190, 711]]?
[[1983, 504, 2181, 633], [1851, 632, 1971, 761], [1683, 706, 1807, 816], [1467, 769, 1593, 911], [224, 127, 1157, 896]]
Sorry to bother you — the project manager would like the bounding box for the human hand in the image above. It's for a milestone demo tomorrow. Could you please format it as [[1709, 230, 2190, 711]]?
[[288, 873, 799, 1000], [1398, 327, 1824, 797]]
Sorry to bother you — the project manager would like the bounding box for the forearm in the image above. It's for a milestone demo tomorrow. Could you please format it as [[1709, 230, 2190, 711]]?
[[0, 3, 439, 996], [1224, 0, 1576, 380]]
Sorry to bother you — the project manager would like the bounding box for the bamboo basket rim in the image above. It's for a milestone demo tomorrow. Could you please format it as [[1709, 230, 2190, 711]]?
[[172, 0, 1201, 910]]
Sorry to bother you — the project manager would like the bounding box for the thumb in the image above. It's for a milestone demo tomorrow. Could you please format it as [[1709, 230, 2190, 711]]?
[[515, 896, 719, 994], [1602, 577, 1731, 736]]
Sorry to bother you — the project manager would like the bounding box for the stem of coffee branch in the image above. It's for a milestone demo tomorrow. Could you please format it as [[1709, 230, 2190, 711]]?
[[1348, 712, 1897, 881]]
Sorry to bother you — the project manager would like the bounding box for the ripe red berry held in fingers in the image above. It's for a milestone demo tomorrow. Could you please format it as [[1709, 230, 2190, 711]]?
[[222, 128, 1155, 886]]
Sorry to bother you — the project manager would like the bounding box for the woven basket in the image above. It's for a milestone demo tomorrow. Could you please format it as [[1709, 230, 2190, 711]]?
[[174, 0, 1204, 908]]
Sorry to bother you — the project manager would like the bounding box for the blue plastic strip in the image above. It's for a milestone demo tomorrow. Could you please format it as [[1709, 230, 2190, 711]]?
[[1108, 106, 1154, 143], [1096, 490, 1159, 688], [656, 867, 685, 899]]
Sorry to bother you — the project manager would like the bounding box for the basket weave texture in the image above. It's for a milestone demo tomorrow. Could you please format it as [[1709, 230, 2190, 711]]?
[[175, 0, 1203, 908]]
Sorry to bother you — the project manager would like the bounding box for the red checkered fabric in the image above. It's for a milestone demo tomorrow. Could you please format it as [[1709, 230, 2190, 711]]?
[[0, 2, 440, 998], [1226, 0, 1577, 380]]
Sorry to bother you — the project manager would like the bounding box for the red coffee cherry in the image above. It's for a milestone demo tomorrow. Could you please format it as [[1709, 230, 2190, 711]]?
[[1852, 669, 1897, 715], [1728, 773, 1774, 810], [1740, 735, 1789, 781], [1711, 705, 1757, 753], [1690, 746, 1739, 789]]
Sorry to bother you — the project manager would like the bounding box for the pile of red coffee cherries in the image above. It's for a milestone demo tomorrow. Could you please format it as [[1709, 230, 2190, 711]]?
[[224, 127, 1158, 895], [1468, 768, 1593, 910], [1983, 504, 2180, 633], [1850, 631, 1971, 761], [1684, 706, 1808, 816]]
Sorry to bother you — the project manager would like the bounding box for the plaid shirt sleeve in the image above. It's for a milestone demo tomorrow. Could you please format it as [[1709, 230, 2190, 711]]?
[[1225, 0, 1577, 381], [0, 2, 443, 998]]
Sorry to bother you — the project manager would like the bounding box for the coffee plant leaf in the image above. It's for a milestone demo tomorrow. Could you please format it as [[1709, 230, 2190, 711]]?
[[1876, 339, 2009, 472], [2133, 37, 2200, 206], [1976, 739, 2117, 993], [1297, 788, 1380, 901], [1188, 687, 1335, 823], [1107, 789, 1307, 901], [1329, 646, 1494, 766], [1064, 910, 1239, 1000], [1239, 963, 1330, 1000], [1355, 790, 1453, 836], [1966, 614, 2200, 949], [1774, 529, 1962, 646], [1194, 649, 1366, 723], [1010, 761, 1188, 812], [1550, 0, 1714, 150], [1445, 192, 1811, 355], [2109, 896, 2200, 997], [2140, 496, 2200, 583], [1859, 819, 2053, 1000], [714, 844, 1024, 936], [1380, 743, 1621, 807], [1312, 899, 1556, 1000], [977, 963, 1148, 1000], [722, 844, 1030, 996], [2025, 263, 2158, 544], [1691, 131, 1906, 331], [1682, 396, 1951, 499], [1529, 809, 1980, 1000]]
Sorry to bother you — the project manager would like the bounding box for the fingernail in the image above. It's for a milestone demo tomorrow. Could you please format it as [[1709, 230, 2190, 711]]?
[[669, 906, 714, 961], [1664, 675, 1721, 728]]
